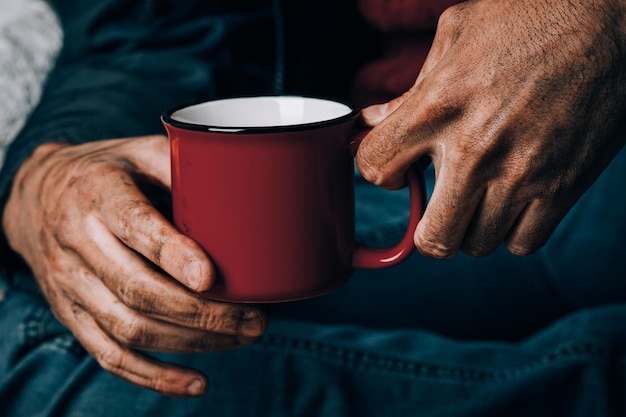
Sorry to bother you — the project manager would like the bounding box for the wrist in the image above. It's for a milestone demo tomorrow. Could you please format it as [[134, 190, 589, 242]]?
[[2, 142, 67, 248]]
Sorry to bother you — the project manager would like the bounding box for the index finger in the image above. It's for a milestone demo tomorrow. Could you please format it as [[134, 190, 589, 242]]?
[[95, 165, 214, 292], [414, 163, 484, 258]]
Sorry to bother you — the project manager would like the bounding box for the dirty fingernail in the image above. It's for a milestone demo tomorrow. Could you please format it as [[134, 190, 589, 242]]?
[[187, 378, 207, 396], [184, 261, 205, 291], [240, 310, 266, 336]]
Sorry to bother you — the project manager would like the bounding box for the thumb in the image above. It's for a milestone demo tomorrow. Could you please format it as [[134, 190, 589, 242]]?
[[360, 94, 407, 126]]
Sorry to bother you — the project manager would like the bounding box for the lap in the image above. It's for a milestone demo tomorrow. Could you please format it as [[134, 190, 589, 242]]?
[[1, 282, 625, 417]]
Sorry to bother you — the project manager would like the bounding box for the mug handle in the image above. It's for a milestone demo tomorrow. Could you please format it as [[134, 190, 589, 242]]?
[[349, 130, 426, 269]]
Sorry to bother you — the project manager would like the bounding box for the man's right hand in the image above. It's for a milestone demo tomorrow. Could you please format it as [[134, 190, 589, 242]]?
[[2, 135, 267, 397]]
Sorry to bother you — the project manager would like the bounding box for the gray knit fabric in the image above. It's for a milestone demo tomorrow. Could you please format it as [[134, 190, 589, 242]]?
[[0, 0, 62, 165]]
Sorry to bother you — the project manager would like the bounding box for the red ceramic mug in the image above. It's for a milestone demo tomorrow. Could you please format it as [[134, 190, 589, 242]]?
[[162, 96, 425, 303]]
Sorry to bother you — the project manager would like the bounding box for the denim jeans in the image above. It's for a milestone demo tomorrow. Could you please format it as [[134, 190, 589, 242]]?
[[1, 147, 625, 417]]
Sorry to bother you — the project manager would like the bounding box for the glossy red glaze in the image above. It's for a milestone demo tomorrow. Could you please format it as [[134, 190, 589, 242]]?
[[163, 97, 424, 302]]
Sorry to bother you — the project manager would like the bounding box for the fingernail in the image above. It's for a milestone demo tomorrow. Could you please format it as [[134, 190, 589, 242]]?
[[187, 378, 206, 396], [243, 309, 259, 320], [184, 261, 203, 291], [239, 310, 266, 336], [362, 103, 387, 125]]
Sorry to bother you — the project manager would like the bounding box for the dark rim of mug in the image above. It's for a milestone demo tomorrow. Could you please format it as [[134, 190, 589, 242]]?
[[161, 95, 360, 134]]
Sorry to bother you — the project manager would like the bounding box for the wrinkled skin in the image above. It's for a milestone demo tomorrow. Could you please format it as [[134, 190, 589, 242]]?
[[357, 0, 626, 258], [3, 0, 626, 399], [3, 136, 267, 397]]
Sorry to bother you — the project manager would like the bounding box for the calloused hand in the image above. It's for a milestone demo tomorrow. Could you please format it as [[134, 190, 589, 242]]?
[[2, 135, 266, 397], [356, 0, 626, 258]]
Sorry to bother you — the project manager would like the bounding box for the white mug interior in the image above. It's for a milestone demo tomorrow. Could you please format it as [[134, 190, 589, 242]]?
[[170, 96, 354, 129]]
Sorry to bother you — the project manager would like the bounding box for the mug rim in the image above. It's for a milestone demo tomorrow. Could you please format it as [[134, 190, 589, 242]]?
[[161, 95, 360, 134]]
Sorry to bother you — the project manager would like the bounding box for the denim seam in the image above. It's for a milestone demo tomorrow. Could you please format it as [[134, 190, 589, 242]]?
[[261, 334, 606, 384], [18, 303, 50, 348], [39, 334, 85, 357], [18, 303, 84, 357]]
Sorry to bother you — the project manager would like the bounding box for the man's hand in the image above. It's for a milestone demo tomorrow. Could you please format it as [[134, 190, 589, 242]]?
[[2, 135, 266, 397], [356, 0, 626, 258]]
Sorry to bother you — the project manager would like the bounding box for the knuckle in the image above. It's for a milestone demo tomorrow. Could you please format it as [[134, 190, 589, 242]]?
[[356, 149, 405, 189], [113, 316, 147, 347], [116, 200, 153, 237], [500, 167, 530, 192], [437, 4, 467, 35], [52, 215, 80, 247], [421, 76, 459, 112], [505, 240, 539, 257], [545, 175, 576, 200], [357, 161, 388, 187], [150, 375, 174, 395], [460, 223, 504, 258], [414, 229, 456, 259], [79, 159, 121, 183], [117, 276, 140, 306], [96, 346, 125, 374], [150, 234, 167, 268], [116, 277, 157, 315], [197, 307, 240, 333], [461, 241, 498, 258]]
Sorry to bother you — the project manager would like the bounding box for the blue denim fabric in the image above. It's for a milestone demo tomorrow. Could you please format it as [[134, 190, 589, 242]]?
[[1, 146, 625, 417], [1, 280, 626, 417]]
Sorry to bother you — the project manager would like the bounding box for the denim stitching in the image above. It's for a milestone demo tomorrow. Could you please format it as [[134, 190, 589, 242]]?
[[18, 304, 84, 357], [261, 334, 606, 384], [40, 334, 84, 357], [17, 304, 50, 348]]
